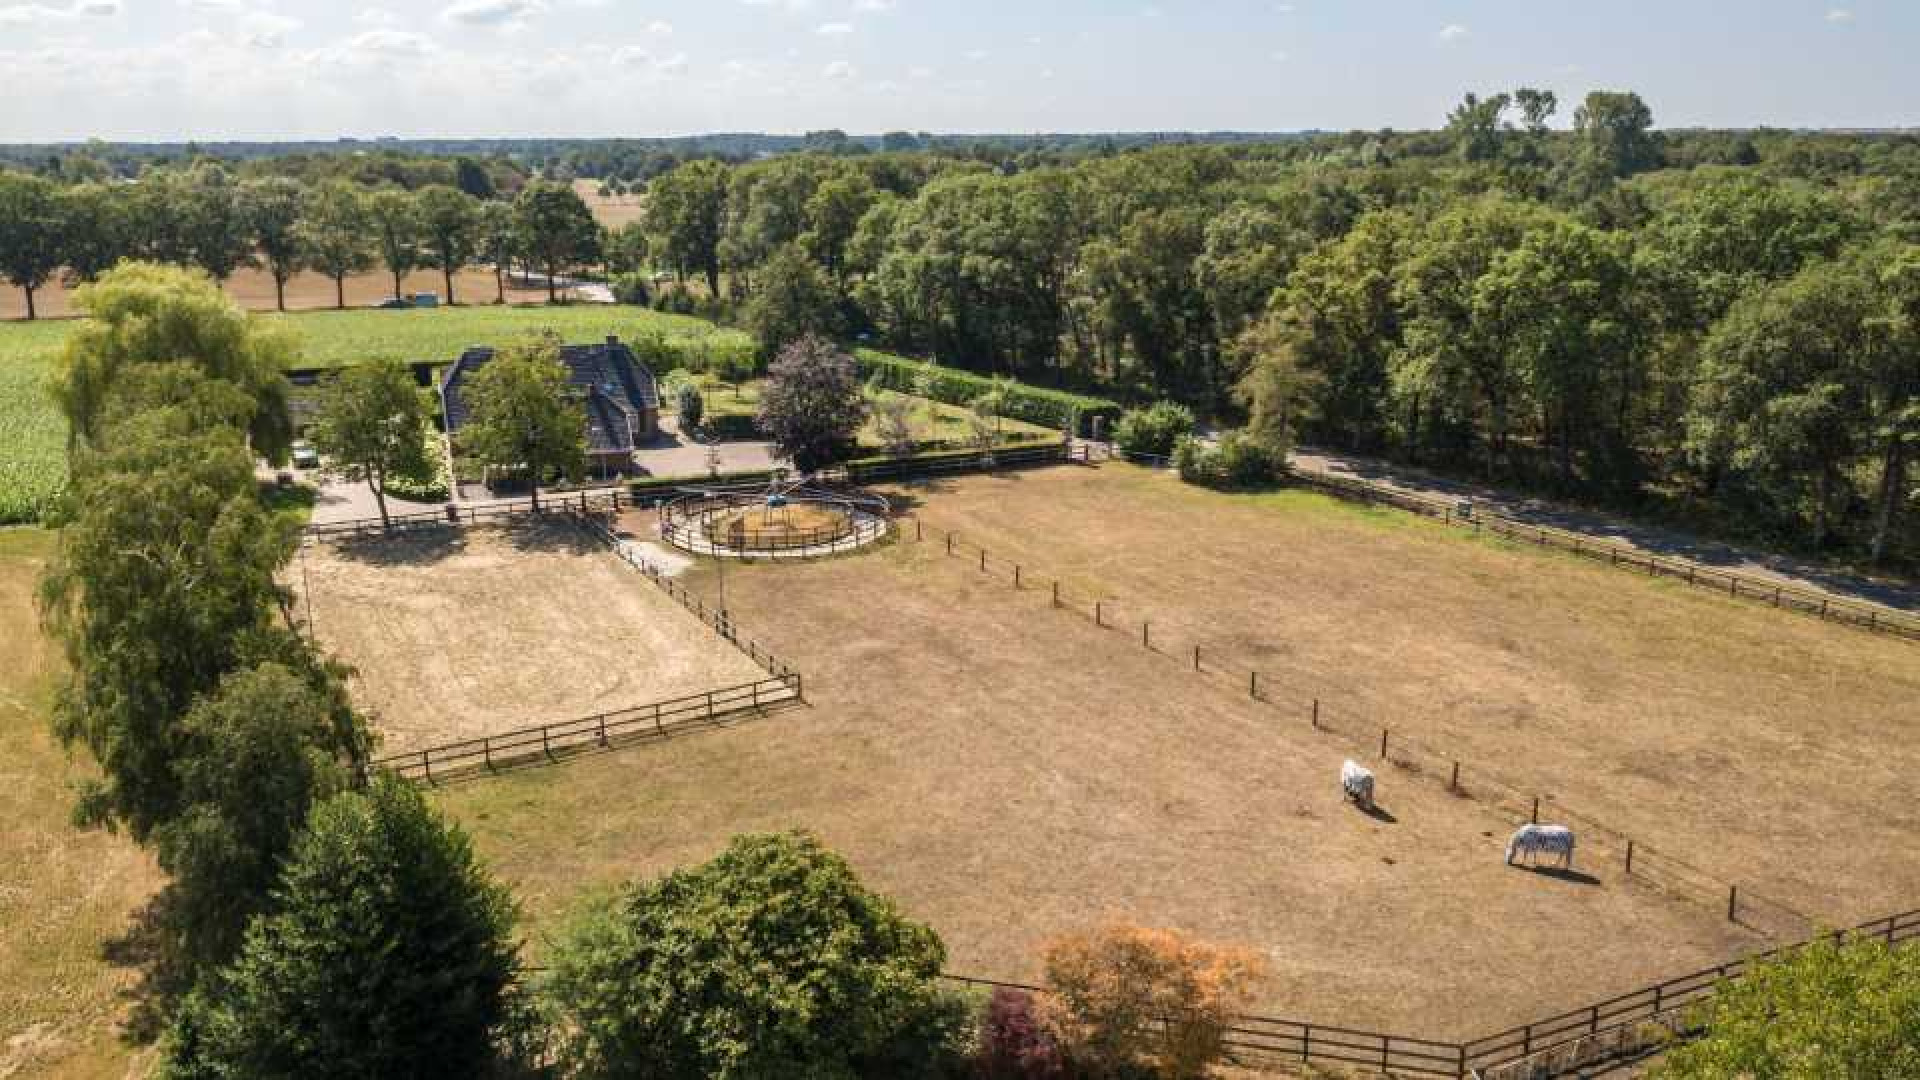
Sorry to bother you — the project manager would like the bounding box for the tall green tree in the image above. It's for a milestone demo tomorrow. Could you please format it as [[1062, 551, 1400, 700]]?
[[756, 336, 868, 472], [365, 187, 424, 302], [478, 198, 518, 305], [242, 176, 307, 312], [57, 181, 130, 285], [744, 243, 844, 358], [54, 261, 295, 461], [182, 167, 256, 283], [1655, 935, 1920, 1079], [298, 181, 373, 310], [647, 159, 730, 296], [161, 777, 519, 1080], [0, 169, 63, 319], [416, 185, 482, 305], [459, 336, 587, 509], [309, 358, 435, 527], [512, 181, 602, 303], [1573, 91, 1660, 178], [543, 830, 957, 1080]]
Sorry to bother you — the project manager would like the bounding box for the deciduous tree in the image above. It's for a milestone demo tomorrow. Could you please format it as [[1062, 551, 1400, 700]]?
[[309, 357, 435, 527], [298, 181, 373, 310], [458, 336, 587, 509], [416, 185, 481, 305], [755, 336, 867, 472]]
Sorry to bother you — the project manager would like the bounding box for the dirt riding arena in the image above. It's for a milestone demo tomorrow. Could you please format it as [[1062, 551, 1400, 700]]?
[[297, 521, 766, 759], [427, 467, 1920, 1038]]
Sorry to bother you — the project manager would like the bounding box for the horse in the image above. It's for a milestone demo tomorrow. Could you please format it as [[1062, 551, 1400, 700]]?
[[1506, 824, 1576, 869], [1340, 760, 1375, 810]]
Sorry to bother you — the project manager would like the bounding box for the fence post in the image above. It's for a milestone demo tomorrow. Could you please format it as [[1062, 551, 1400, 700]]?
[[1193, 645, 1201, 671], [946, 533, 954, 555], [1052, 581, 1060, 608], [484, 737, 494, 773], [979, 549, 986, 572], [1626, 839, 1635, 875], [1249, 671, 1259, 699], [654, 702, 664, 735], [542, 726, 552, 760], [1449, 760, 1460, 792], [1380, 728, 1389, 759], [1096, 601, 1104, 627], [1311, 698, 1320, 729], [916, 518, 923, 542], [1142, 621, 1151, 649], [1015, 564, 1022, 588], [1531, 796, 1540, 823], [420, 749, 432, 785], [597, 713, 608, 747], [1728, 885, 1738, 922]]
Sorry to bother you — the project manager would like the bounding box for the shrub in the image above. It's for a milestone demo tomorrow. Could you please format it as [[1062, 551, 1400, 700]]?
[[1173, 431, 1282, 490], [855, 350, 1121, 438], [673, 379, 704, 429], [1036, 921, 1266, 1080], [972, 988, 1069, 1080], [1112, 403, 1196, 458], [609, 271, 651, 306], [757, 336, 867, 472]]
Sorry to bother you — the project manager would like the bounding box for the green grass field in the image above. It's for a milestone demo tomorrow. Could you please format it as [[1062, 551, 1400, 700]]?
[[0, 305, 754, 524]]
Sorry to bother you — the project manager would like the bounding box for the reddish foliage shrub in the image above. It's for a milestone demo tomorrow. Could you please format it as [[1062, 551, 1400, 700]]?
[[974, 987, 1069, 1080]]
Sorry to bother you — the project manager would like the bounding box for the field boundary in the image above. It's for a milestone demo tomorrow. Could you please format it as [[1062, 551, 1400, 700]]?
[[907, 517, 1823, 941], [1282, 466, 1920, 644]]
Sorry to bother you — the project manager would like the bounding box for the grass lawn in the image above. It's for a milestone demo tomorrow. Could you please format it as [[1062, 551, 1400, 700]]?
[[0, 304, 752, 524], [0, 528, 162, 1078], [667, 376, 1058, 450]]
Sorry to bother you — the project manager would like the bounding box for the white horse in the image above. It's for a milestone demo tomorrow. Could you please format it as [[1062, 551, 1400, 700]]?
[[1340, 760, 1375, 810], [1506, 824, 1576, 869]]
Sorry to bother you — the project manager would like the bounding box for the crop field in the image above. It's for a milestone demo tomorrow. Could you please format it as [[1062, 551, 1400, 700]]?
[[0, 321, 73, 524], [0, 529, 161, 1079], [0, 266, 560, 321], [425, 462, 1920, 1039], [295, 521, 767, 759]]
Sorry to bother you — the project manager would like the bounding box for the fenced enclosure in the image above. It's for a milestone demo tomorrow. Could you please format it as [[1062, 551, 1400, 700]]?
[[909, 516, 1823, 943], [658, 485, 892, 557], [372, 676, 802, 784], [1285, 467, 1920, 644]]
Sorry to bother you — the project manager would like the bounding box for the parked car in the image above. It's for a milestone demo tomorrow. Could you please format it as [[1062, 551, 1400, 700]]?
[[291, 441, 320, 469], [375, 296, 412, 309]]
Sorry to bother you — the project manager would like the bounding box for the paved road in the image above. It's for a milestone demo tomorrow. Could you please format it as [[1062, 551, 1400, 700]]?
[[1288, 447, 1919, 613]]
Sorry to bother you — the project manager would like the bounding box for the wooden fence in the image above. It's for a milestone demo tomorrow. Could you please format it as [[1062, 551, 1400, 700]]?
[[1285, 467, 1920, 643], [371, 676, 801, 784]]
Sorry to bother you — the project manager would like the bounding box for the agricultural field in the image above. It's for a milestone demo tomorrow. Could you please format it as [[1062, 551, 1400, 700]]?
[[0, 266, 557, 321], [0, 529, 161, 1079], [294, 521, 767, 759], [0, 321, 70, 523], [573, 177, 646, 229], [431, 461, 1920, 1039]]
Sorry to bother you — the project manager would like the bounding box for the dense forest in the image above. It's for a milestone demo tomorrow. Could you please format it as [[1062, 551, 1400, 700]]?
[[3, 90, 1917, 563]]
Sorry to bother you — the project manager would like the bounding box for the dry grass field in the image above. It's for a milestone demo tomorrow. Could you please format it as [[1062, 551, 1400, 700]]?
[[0, 529, 160, 1080], [299, 522, 767, 760], [574, 178, 646, 229], [430, 481, 1815, 1039], [885, 465, 1920, 928], [0, 266, 553, 321]]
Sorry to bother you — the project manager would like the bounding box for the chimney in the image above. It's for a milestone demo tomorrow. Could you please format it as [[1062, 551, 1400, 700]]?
[[606, 335, 619, 348]]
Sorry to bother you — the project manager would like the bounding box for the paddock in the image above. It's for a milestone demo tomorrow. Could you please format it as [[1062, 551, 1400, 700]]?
[[437, 487, 1768, 1039], [295, 521, 768, 760]]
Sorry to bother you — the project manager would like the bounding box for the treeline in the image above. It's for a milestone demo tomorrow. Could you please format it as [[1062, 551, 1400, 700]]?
[[630, 91, 1920, 563], [0, 164, 599, 316]]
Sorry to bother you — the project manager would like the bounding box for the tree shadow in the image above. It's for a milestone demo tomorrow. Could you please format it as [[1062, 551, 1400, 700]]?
[[324, 525, 467, 567], [1356, 801, 1398, 824], [99, 890, 186, 1046]]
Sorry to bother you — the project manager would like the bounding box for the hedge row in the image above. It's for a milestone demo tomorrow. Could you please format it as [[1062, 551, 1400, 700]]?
[[854, 350, 1120, 438], [626, 438, 1069, 501]]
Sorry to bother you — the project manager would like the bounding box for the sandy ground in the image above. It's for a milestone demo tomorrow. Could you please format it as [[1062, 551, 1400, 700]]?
[[0, 265, 557, 320], [298, 522, 767, 759], [440, 498, 1765, 1040], [881, 466, 1920, 928]]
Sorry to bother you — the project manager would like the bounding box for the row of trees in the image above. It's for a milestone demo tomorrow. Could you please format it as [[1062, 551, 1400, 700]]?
[[627, 90, 1917, 560], [0, 165, 604, 316]]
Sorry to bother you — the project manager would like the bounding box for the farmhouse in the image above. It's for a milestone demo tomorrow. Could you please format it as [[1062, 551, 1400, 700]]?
[[439, 335, 661, 475]]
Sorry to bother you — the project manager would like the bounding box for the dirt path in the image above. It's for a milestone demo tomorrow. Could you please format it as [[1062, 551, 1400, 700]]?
[[1288, 447, 1919, 613]]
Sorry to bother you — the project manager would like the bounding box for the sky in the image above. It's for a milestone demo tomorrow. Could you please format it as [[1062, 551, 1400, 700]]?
[[0, 1, 1913, 142]]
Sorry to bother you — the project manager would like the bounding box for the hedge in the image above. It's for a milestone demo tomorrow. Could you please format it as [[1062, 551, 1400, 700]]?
[[854, 350, 1120, 438]]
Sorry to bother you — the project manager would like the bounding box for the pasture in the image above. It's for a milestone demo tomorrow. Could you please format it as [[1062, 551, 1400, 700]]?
[[295, 521, 767, 759], [0, 266, 556, 321], [421, 462, 1920, 1038], [0, 529, 159, 1079]]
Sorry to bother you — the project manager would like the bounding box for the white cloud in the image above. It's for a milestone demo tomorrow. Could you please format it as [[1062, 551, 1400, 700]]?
[[822, 58, 855, 79], [1436, 23, 1468, 43], [0, 0, 119, 24], [816, 20, 851, 34], [178, 0, 242, 11], [644, 18, 672, 34], [1274, 3, 1295, 12], [1825, 8, 1853, 22], [349, 28, 435, 55], [906, 63, 934, 79], [962, 47, 987, 61], [1272, 49, 1289, 62], [851, 0, 891, 10], [742, 0, 814, 10], [354, 6, 397, 25], [441, 0, 546, 28]]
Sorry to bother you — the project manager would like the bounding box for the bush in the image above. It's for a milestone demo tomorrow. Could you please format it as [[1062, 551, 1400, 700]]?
[[1036, 921, 1266, 1080], [972, 988, 1068, 1080], [856, 350, 1121, 438], [384, 431, 450, 503], [609, 271, 651, 306], [672, 379, 704, 429], [541, 830, 960, 1080], [1173, 431, 1282, 490], [1112, 403, 1195, 458]]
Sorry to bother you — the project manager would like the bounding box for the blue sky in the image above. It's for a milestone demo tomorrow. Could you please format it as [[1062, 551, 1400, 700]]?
[[0, 1, 1912, 141]]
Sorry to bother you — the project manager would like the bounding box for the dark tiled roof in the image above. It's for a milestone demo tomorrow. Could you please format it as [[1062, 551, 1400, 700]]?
[[440, 339, 658, 454]]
